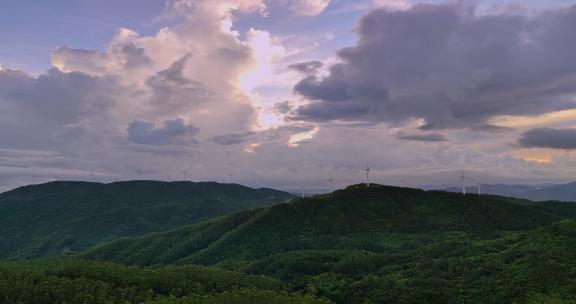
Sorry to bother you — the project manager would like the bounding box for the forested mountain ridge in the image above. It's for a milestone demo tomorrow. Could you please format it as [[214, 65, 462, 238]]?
[[84, 184, 575, 266], [0, 180, 294, 259], [79, 185, 576, 303]]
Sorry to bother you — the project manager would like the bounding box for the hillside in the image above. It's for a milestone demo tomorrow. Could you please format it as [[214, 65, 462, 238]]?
[[0, 180, 294, 259], [82, 185, 576, 303], [84, 184, 573, 266]]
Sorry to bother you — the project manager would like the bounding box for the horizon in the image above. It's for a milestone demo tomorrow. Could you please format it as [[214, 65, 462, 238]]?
[[3, 177, 572, 196], [2, 0, 576, 192]]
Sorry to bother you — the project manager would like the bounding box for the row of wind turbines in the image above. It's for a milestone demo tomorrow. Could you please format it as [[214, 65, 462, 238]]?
[[27, 164, 483, 196], [361, 165, 482, 195]]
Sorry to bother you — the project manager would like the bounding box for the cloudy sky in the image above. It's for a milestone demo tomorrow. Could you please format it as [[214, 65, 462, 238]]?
[[1, 0, 576, 192]]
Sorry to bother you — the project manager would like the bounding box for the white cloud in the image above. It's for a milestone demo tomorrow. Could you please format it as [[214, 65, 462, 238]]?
[[287, 0, 330, 16], [372, 0, 412, 10]]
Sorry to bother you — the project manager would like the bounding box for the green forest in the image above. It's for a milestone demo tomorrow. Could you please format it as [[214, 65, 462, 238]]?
[[2, 183, 576, 303], [0, 181, 293, 259]]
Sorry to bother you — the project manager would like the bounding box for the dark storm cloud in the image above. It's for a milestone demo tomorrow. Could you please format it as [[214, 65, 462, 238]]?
[[396, 133, 449, 142], [293, 4, 576, 130], [127, 119, 199, 146], [289, 61, 323, 74], [518, 128, 576, 149]]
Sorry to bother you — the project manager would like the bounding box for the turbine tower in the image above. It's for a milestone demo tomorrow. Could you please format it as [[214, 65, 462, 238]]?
[[460, 169, 482, 195], [363, 164, 371, 186], [460, 169, 466, 195], [86, 169, 94, 182]]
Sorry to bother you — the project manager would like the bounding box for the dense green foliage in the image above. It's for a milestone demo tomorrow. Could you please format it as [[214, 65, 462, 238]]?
[[0, 259, 330, 304], [6, 184, 576, 303], [85, 185, 570, 265], [0, 181, 293, 259], [81, 185, 576, 303]]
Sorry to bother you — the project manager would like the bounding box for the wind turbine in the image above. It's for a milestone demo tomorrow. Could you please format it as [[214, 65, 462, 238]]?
[[136, 168, 143, 180], [181, 166, 192, 181], [31, 170, 38, 185], [85, 169, 94, 181], [363, 164, 371, 186], [460, 169, 481, 195]]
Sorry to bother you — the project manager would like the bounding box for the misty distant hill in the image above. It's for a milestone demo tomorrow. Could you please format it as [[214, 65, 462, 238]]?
[[519, 181, 576, 202], [0, 180, 294, 259], [443, 182, 576, 202]]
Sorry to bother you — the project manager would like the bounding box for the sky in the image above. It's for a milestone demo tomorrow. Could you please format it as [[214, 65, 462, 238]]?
[[1, 0, 576, 192]]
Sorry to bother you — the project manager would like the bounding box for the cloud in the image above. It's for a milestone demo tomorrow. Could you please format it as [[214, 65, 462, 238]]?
[[0, 0, 300, 190], [518, 128, 576, 150], [372, 0, 411, 11], [288, 0, 330, 16], [4, 0, 576, 192], [293, 4, 576, 130], [396, 132, 449, 142], [289, 61, 323, 74], [211, 132, 257, 145], [469, 124, 514, 133], [128, 119, 199, 146], [0, 67, 120, 149]]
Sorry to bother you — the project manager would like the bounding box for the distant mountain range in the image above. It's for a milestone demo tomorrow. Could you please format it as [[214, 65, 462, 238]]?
[[443, 181, 576, 202], [0, 180, 294, 259]]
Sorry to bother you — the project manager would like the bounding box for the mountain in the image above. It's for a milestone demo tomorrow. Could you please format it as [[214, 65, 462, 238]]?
[[519, 181, 576, 202], [442, 184, 541, 197], [444, 182, 576, 202], [84, 184, 572, 266], [82, 185, 576, 303], [0, 180, 294, 259]]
